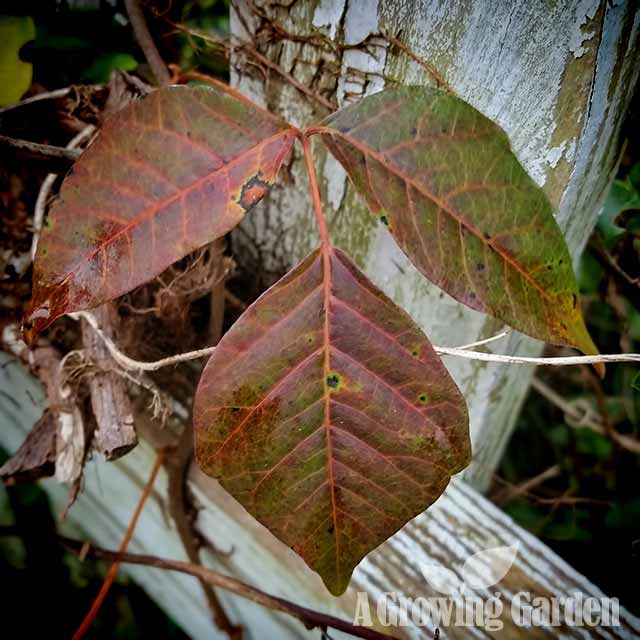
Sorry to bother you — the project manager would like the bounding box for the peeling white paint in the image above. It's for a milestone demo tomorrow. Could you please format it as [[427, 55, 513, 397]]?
[[312, 0, 345, 40], [342, 0, 379, 44], [570, 0, 600, 57], [545, 139, 568, 169], [565, 138, 577, 163]]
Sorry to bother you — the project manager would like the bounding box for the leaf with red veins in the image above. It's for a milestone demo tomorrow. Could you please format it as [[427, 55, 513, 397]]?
[[24, 85, 296, 342], [193, 247, 470, 595], [316, 86, 600, 367]]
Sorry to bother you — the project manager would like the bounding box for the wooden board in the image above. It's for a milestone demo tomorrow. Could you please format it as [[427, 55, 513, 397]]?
[[2, 353, 639, 638]]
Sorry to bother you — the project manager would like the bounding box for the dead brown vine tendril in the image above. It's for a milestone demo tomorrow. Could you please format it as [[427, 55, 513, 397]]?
[[71, 310, 640, 372], [71, 450, 165, 640], [59, 535, 398, 640]]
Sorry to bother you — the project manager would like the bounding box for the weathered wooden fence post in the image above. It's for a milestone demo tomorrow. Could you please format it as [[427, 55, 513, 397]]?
[[230, 0, 639, 489]]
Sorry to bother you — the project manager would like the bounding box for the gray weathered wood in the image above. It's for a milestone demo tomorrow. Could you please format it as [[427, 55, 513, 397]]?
[[2, 353, 639, 638], [81, 304, 137, 460]]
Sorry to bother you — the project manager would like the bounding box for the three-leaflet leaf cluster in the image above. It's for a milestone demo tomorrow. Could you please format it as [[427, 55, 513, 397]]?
[[24, 83, 598, 595]]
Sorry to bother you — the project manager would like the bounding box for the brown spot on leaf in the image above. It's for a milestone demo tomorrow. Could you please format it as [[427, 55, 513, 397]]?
[[237, 172, 271, 212]]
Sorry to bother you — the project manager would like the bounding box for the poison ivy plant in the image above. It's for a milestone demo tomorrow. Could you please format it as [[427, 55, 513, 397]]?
[[23, 86, 296, 341], [24, 81, 600, 595]]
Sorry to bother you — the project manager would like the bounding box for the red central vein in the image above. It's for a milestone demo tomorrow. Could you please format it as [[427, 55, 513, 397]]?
[[301, 134, 340, 580], [59, 128, 295, 290]]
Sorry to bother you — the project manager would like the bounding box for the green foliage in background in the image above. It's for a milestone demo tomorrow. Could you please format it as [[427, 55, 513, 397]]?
[[500, 160, 640, 613], [0, 15, 35, 105]]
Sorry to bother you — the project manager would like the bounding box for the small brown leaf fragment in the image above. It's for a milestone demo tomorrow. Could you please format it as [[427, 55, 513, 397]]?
[[0, 410, 57, 484]]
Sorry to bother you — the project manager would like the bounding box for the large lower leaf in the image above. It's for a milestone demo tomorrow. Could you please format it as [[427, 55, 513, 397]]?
[[194, 246, 470, 595], [317, 86, 598, 357], [24, 85, 295, 341]]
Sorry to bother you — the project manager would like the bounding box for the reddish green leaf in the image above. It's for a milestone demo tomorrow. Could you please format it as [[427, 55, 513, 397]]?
[[194, 246, 470, 595], [316, 86, 598, 358], [24, 85, 296, 342]]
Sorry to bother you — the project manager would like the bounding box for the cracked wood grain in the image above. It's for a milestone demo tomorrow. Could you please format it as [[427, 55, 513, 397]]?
[[81, 303, 137, 460]]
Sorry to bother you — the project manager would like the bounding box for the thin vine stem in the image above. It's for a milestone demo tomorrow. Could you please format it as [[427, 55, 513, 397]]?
[[58, 535, 397, 640], [435, 347, 640, 366], [300, 133, 332, 249], [69, 311, 216, 371], [70, 311, 640, 373], [300, 133, 340, 533], [71, 450, 165, 640]]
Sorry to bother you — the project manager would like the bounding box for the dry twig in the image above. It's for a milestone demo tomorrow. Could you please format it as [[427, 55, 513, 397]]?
[[73, 311, 640, 372], [71, 450, 165, 640], [124, 0, 171, 86], [61, 536, 397, 640], [531, 377, 640, 454]]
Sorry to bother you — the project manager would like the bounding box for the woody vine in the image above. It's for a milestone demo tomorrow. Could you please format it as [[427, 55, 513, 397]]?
[[22, 76, 640, 596], [3, 3, 639, 638]]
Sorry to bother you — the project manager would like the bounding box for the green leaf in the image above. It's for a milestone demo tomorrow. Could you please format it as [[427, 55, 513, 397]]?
[[24, 85, 296, 342], [543, 509, 592, 542], [574, 428, 613, 459], [606, 498, 640, 529], [194, 246, 470, 595], [0, 15, 35, 106], [317, 86, 599, 361], [599, 162, 640, 244], [81, 52, 138, 83], [578, 251, 605, 295]]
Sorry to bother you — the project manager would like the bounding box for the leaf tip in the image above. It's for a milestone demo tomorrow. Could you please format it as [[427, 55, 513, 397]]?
[[321, 571, 351, 597], [568, 316, 604, 378], [22, 280, 67, 345]]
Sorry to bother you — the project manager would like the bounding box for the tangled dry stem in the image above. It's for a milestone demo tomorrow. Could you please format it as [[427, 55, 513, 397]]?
[[72, 309, 640, 371]]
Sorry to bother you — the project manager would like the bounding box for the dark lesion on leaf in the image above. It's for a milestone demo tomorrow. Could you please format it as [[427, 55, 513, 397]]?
[[236, 171, 271, 212], [325, 371, 344, 392], [417, 392, 430, 405]]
